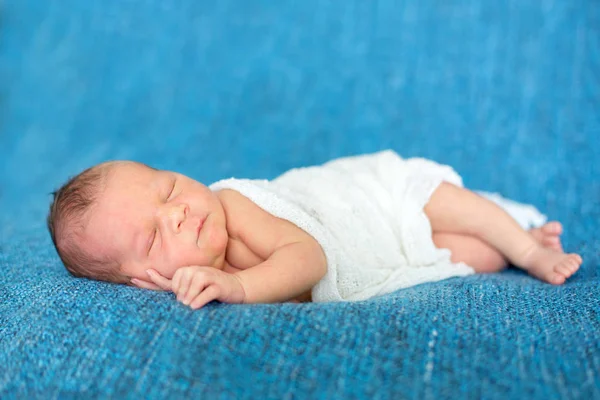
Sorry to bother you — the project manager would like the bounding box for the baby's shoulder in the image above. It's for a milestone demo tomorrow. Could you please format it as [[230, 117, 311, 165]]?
[[214, 189, 277, 236], [214, 189, 315, 255], [214, 188, 257, 219]]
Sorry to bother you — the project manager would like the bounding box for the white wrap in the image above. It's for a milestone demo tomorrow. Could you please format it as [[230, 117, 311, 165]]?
[[209, 150, 547, 303]]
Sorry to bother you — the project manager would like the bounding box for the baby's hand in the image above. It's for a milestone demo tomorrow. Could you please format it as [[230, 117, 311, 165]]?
[[145, 266, 246, 310]]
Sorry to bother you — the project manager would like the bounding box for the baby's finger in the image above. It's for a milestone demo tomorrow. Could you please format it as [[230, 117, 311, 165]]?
[[176, 271, 193, 302], [183, 272, 210, 305], [188, 285, 219, 310], [130, 279, 166, 291], [146, 269, 172, 291]]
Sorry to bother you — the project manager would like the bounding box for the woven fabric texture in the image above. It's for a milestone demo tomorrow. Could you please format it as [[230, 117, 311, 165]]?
[[1, 1, 599, 398]]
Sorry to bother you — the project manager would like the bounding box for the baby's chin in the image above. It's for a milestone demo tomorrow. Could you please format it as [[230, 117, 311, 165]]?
[[198, 220, 229, 266]]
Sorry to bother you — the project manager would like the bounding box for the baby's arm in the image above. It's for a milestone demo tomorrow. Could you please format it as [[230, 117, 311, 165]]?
[[217, 189, 327, 304]]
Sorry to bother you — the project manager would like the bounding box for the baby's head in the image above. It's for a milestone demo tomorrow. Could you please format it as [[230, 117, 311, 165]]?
[[47, 161, 229, 286]]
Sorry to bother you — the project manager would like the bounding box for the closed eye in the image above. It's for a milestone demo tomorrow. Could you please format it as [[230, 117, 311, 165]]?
[[166, 179, 176, 201], [147, 177, 175, 256]]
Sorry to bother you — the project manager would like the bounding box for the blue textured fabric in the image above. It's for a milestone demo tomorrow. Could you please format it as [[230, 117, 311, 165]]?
[[1, 0, 599, 398]]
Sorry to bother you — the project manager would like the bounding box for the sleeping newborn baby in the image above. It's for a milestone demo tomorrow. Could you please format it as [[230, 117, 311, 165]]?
[[47, 150, 583, 309]]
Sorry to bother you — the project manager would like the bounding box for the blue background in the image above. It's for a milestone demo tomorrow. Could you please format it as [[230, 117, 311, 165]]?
[[1, 0, 599, 398]]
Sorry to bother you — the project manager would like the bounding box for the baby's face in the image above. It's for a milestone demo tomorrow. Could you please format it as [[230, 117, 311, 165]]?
[[81, 161, 229, 285]]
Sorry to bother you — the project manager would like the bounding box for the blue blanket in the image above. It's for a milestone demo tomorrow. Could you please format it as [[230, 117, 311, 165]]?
[[1, 0, 599, 398]]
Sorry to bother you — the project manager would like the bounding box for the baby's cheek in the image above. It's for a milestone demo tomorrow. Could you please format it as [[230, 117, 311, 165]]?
[[160, 263, 181, 280], [160, 250, 198, 277], [149, 255, 179, 280]]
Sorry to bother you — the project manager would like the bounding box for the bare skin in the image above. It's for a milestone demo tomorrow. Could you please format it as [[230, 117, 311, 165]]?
[[426, 183, 582, 285], [433, 221, 565, 273]]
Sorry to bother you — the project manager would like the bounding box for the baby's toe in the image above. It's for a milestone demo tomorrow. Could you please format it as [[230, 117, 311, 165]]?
[[552, 254, 582, 282], [542, 237, 563, 252], [555, 263, 573, 278], [542, 221, 563, 236], [566, 254, 583, 271], [542, 236, 560, 246], [549, 272, 566, 285]]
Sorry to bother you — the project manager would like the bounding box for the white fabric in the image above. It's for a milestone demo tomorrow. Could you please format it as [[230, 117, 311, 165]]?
[[209, 150, 547, 303]]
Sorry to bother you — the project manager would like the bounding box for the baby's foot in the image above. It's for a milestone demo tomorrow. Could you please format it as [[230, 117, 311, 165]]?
[[519, 244, 583, 285], [529, 221, 564, 252]]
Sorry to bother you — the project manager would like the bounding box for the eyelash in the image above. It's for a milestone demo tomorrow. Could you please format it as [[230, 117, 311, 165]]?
[[149, 179, 177, 253], [166, 180, 176, 200], [149, 230, 157, 254]]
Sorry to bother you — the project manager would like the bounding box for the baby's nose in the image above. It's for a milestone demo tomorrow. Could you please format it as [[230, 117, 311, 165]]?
[[163, 203, 189, 231]]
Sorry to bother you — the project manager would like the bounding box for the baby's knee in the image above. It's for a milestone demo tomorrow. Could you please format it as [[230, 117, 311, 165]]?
[[433, 233, 507, 273], [457, 249, 507, 274]]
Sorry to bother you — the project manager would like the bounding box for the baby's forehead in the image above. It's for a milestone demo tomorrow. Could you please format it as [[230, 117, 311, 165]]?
[[104, 161, 161, 182]]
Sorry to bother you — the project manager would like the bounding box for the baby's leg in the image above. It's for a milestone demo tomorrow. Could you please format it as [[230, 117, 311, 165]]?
[[433, 223, 564, 274], [432, 233, 507, 273], [424, 182, 582, 284]]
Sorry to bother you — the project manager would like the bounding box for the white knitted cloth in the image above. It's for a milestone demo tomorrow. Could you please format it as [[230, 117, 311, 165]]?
[[209, 150, 547, 303]]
